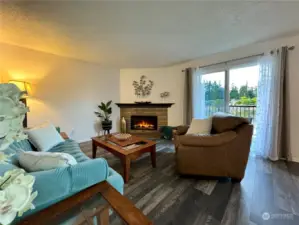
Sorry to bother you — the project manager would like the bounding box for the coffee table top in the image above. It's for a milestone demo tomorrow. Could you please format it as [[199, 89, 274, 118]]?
[[107, 134, 144, 147], [18, 181, 152, 225], [92, 134, 156, 155]]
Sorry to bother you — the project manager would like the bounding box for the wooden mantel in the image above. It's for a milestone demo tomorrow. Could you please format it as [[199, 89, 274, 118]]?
[[115, 103, 174, 108]]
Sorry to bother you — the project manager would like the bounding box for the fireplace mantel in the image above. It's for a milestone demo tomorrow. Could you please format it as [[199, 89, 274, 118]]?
[[115, 103, 174, 108]]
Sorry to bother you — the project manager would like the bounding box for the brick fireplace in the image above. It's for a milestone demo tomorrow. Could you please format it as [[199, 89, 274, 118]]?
[[116, 103, 174, 138]]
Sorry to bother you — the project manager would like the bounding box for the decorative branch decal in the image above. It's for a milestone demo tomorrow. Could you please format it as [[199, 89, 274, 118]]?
[[132, 75, 154, 97]]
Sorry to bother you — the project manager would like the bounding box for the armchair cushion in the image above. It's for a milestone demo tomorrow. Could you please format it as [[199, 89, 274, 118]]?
[[212, 112, 249, 133], [186, 118, 212, 135], [177, 131, 237, 147]]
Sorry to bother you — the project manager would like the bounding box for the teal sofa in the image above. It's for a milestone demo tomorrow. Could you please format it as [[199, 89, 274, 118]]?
[[1, 138, 124, 222]]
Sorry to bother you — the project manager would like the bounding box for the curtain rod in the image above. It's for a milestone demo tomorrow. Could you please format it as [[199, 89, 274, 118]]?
[[181, 53, 263, 72], [181, 46, 295, 72]]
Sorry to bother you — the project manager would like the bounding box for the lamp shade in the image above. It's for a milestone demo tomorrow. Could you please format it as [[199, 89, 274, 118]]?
[[8, 80, 32, 97]]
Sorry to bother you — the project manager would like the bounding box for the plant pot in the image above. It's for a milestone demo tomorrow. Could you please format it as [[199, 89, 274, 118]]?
[[101, 120, 112, 131]]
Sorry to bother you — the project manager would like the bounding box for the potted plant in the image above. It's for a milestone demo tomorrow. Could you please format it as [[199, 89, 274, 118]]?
[[95, 100, 113, 132]]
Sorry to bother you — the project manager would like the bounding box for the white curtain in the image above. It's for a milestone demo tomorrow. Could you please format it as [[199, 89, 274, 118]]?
[[252, 47, 287, 161], [193, 68, 206, 119]]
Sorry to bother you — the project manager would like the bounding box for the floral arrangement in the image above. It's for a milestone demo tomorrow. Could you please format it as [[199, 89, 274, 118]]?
[[0, 84, 28, 151], [0, 169, 37, 225], [132, 75, 154, 97], [0, 83, 37, 225]]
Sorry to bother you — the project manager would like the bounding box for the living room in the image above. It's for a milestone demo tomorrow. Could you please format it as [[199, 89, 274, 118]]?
[[1, 1, 299, 225]]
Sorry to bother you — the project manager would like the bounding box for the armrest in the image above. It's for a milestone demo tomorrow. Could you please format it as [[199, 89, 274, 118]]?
[[106, 168, 124, 195], [176, 125, 189, 135], [177, 131, 237, 147]]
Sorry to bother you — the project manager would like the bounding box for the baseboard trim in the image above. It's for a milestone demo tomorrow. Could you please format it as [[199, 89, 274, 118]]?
[[290, 156, 299, 163]]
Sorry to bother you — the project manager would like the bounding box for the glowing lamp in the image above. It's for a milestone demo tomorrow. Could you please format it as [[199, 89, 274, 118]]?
[[8, 80, 31, 127], [8, 80, 32, 97]]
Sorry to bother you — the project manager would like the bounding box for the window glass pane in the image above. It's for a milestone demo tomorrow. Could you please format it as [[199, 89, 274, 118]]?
[[202, 71, 225, 117], [229, 65, 259, 122]]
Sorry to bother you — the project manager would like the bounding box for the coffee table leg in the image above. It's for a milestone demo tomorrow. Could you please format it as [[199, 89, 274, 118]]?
[[122, 157, 131, 183], [151, 145, 156, 168], [92, 141, 97, 159]]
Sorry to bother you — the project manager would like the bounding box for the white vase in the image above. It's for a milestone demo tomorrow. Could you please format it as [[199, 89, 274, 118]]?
[[94, 118, 102, 136], [121, 117, 127, 133]]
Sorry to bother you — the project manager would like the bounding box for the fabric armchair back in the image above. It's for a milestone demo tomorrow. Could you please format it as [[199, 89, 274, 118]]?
[[174, 113, 253, 181]]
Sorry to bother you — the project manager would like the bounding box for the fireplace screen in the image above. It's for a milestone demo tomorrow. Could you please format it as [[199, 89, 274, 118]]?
[[131, 115, 158, 130]]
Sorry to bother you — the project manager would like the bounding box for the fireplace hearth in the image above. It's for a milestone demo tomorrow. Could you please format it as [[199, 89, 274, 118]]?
[[131, 115, 158, 131]]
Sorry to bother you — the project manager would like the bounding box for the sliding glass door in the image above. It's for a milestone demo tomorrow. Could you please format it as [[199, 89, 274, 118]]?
[[198, 63, 259, 122], [201, 71, 226, 117], [229, 65, 259, 123]]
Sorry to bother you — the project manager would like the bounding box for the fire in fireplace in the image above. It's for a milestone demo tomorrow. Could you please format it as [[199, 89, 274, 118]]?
[[131, 115, 158, 130]]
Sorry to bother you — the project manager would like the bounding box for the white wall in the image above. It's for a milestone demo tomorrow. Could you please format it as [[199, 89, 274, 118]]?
[[120, 68, 185, 126], [120, 33, 299, 162], [0, 43, 120, 142]]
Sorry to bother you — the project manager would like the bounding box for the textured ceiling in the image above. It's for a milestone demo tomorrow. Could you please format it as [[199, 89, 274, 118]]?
[[1, 1, 299, 68]]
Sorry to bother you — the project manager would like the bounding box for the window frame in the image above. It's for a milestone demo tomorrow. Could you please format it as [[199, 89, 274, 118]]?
[[200, 58, 259, 115]]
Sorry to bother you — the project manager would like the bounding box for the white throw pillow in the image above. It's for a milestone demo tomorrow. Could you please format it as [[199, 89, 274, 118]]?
[[186, 118, 212, 135], [25, 123, 65, 152], [18, 151, 77, 172]]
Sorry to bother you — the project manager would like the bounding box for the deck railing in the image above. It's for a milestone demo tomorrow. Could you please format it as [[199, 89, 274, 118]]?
[[205, 105, 256, 120]]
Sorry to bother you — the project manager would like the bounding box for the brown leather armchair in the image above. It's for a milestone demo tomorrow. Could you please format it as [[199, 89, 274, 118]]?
[[174, 113, 253, 181]]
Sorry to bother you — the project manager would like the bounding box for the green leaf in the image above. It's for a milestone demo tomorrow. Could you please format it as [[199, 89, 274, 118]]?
[[101, 102, 107, 111], [106, 100, 112, 107], [94, 112, 103, 117], [107, 107, 112, 114]]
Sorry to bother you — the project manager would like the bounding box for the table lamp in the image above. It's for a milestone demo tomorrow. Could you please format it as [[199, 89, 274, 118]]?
[[8, 80, 32, 127]]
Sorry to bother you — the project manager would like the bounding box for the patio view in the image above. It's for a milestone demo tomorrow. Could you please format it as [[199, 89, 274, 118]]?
[[203, 65, 259, 123]]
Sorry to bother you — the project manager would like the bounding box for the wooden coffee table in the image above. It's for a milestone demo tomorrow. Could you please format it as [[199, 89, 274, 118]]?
[[92, 134, 156, 183]]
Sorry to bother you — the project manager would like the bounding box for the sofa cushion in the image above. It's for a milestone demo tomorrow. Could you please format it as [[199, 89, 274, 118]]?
[[14, 157, 109, 220], [18, 151, 77, 172], [49, 139, 89, 163], [4, 140, 33, 166], [212, 112, 249, 133], [25, 123, 65, 152]]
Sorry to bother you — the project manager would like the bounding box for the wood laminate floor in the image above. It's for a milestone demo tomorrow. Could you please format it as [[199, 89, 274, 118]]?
[[80, 140, 299, 225]]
